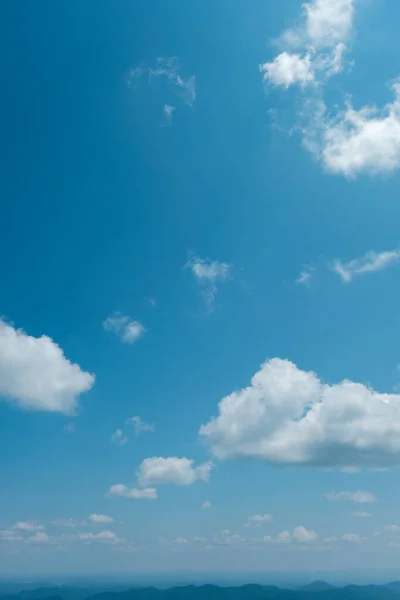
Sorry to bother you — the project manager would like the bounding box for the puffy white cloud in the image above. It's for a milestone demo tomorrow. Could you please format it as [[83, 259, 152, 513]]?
[[293, 525, 318, 543], [260, 0, 400, 178], [108, 484, 157, 499], [340, 533, 363, 543], [353, 511, 371, 518], [103, 314, 146, 344], [304, 0, 354, 47], [186, 256, 230, 312], [12, 521, 44, 531], [111, 428, 128, 446], [325, 491, 376, 503], [321, 83, 400, 176], [200, 358, 400, 467], [277, 530, 292, 544], [331, 248, 400, 283], [51, 518, 80, 528], [260, 53, 314, 88], [248, 514, 273, 523], [88, 514, 113, 524], [125, 415, 155, 435], [202, 500, 211, 510], [138, 457, 212, 486], [79, 530, 120, 544], [0, 319, 94, 414]]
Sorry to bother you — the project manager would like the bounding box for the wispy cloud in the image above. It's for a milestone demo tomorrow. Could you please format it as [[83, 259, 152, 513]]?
[[296, 265, 314, 285], [324, 490, 376, 503], [186, 256, 231, 313], [163, 104, 176, 125], [125, 415, 155, 435], [111, 428, 128, 446], [149, 57, 196, 107], [103, 313, 146, 344], [331, 249, 400, 282]]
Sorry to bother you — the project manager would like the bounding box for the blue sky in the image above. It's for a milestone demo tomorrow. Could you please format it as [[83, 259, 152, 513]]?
[[3, 0, 400, 578]]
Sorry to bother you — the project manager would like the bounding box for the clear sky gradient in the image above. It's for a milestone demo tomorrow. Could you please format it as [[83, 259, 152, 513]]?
[[2, 0, 400, 577]]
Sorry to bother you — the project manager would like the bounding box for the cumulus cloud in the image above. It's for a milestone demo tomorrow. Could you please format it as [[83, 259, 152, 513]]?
[[0, 530, 24, 542], [12, 521, 44, 531], [88, 514, 113, 524], [261, 1, 400, 177], [353, 511, 371, 518], [293, 525, 318, 543], [0, 319, 94, 414], [186, 256, 231, 312], [200, 358, 400, 467], [103, 313, 146, 344], [125, 415, 155, 435], [248, 514, 273, 523], [324, 491, 376, 503], [331, 248, 400, 282], [108, 484, 157, 500], [79, 530, 120, 544], [138, 457, 212, 486], [260, 52, 314, 88], [174, 537, 189, 545], [321, 83, 400, 176]]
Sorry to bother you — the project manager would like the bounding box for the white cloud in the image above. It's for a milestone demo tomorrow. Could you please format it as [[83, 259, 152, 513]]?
[[0, 530, 24, 542], [186, 256, 231, 312], [79, 530, 120, 544], [51, 518, 80, 528], [324, 491, 376, 503], [125, 415, 155, 435], [108, 484, 157, 500], [353, 511, 371, 518], [304, 0, 354, 47], [262, 0, 355, 91], [193, 536, 208, 543], [202, 500, 211, 510], [200, 357, 400, 467], [340, 533, 363, 543], [138, 457, 212, 486], [149, 57, 196, 107], [88, 514, 113, 524], [277, 530, 292, 543], [111, 428, 128, 446], [12, 521, 44, 532], [321, 83, 400, 176], [0, 319, 94, 415], [296, 265, 314, 285], [260, 53, 314, 88], [261, 1, 400, 177], [28, 532, 50, 544], [163, 104, 176, 125], [174, 537, 189, 545], [293, 525, 318, 543], [331, 249, 400, 282], [384, 524, 400, 532], [341, 465, 360, 473], [103, 313, 146, 344], [248, 514, 273, 523]]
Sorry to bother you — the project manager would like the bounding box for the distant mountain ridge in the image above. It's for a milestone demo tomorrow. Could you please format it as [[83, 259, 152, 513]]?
[[3, 583, 400, 600]]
